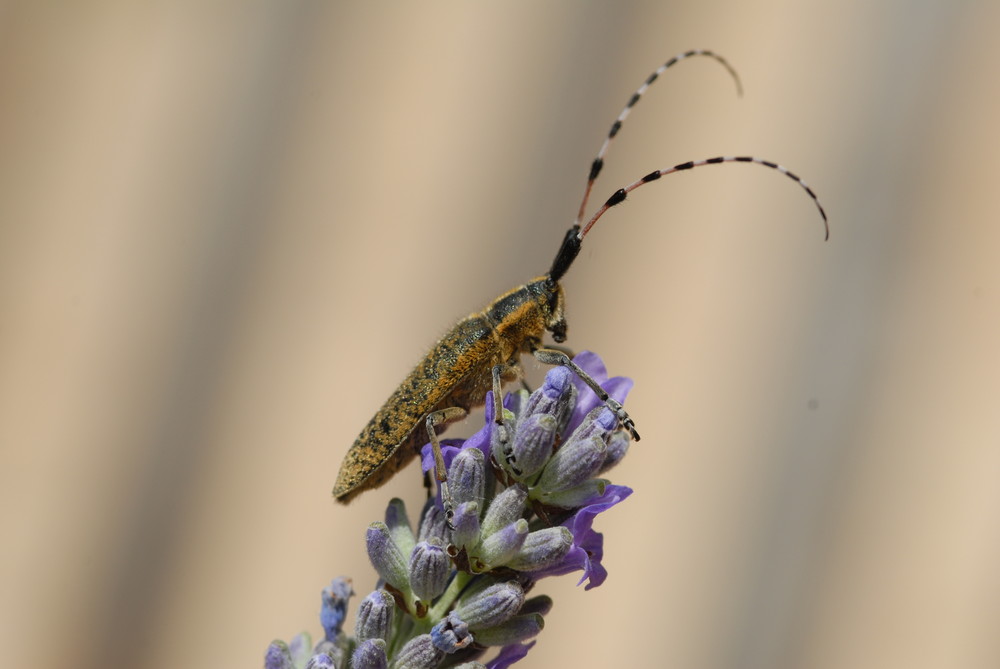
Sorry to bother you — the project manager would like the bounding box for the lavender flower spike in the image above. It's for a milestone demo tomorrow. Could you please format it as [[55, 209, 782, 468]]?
[[268, 352, 636, 668]]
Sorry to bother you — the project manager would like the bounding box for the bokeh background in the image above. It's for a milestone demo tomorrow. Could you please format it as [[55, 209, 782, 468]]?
[[2, 2, 999, 668]]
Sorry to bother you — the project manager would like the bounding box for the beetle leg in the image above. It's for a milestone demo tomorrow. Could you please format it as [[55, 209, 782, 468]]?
[[490, 364, 511, 440], [492, 363, 526, 474], [532, 348, 640, 441], [540, 342, 575, 357], [425, 406, 467, 524]]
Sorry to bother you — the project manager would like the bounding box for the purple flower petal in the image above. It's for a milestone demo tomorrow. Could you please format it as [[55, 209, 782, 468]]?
[[420, 440, 465, 478], [529, 484, 632, 589], [485, 641, 536, 669], [570, 351, 608, 391]]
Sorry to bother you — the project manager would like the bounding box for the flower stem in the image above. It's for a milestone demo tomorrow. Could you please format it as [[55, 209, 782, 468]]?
[[428, 570, 473, 621]]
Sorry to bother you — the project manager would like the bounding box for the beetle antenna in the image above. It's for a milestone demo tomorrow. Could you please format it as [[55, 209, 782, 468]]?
[[575, 50, 742, 227], [580, 156, 829, 242]]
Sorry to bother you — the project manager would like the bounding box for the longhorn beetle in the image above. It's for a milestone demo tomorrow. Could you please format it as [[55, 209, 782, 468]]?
[[333, 50, 827, 514]]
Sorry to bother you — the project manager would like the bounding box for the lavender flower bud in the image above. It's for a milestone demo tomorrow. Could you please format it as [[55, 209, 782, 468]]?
[[477, 519, 528, 568], [311, 641, 342, 667], [305, 653, 336, 669], [385, 498, 416, 560], [568, 406, 618, 444], [430, 611, 473, 653], [455, 581, 525, 630], [393, 634, 443, 669], [408, 541, 451, 602], [471, 613, 544, 646], [536, 434, 607, 493], [320, 577, 353, 642], [417, 499, 450, 544], [536, 478, 608, 509], [366, 522, 409, 592], [355, 589, 395, 643], [599, 429, 630, 474], [522, 366, 577, 431], [450, 501, 480, 549], [520, 594, 554, 616], [264, 641, 293, 669], [503, 386, 529, 415], [507, 413, 558, 478], [288, 632, 312, 667], [507, 527, 573, 572], [449, 447, 485, 506], [480, 486, 527, 538], [351, 639, 388, 669]]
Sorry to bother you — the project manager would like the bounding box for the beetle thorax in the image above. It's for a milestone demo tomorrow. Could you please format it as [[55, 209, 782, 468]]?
[[482, 278, 558, 357]]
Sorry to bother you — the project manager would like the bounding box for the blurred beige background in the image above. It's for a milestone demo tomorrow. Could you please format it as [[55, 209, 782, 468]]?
[[2, 2, 999, 668]]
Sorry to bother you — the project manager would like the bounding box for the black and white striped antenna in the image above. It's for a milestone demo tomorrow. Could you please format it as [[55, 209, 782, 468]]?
[[572, 50, 827, 243]]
